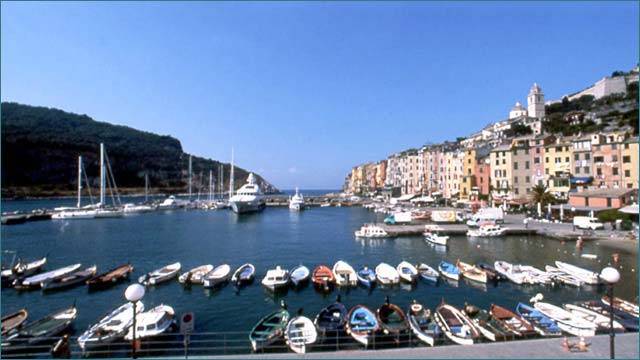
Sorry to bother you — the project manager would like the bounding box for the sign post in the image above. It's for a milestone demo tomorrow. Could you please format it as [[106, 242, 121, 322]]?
[[180, 312, 195, 359]]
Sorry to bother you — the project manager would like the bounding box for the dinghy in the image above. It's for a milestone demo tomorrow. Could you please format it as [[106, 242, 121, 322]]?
[[261, 266, 290, 291], [601, 296, 639, 318], [139, 262, 181, 286], [515, 303, 562, 337], [87, 263, 134, 290], [396, 261, 418, 283], [285, 314, 317, 354], [249, 302, 290, 352], [203, 264, 232, 288], [477, 263, 503, 282], [433, 301, 479, 345], [1, 256, 47, 285], [438, 261, 460, 281], [456, 260, 487, 283], [42, 265, 97, 292], [289, 265, 310, 287], [579, 300, 638, 332], [5, 306, 77, 344], [13, 263, 82, 290], [231, 263, 255, 285], [332, 261, 357, 286], [463, 303, 511, 341], [375, 262, 400, 285], [489, 304, 537, 337], [78, 301, 144, 351], [533, 302, 596, 337], [346, 305, 379, 346], [376, 297, 408, 336], [544, 265, 583, 287], [1, 309, 28, 336], [356, 266, 376, 288], [311, 265, 335, 292], [179, 264, 214, 285], [519, 265, 553, 285], [407, 301, 435, 346], [124, 304, 175, 340], [417, 263, 439, 283], [314, 296, 347, 340], [564, 304, 624, 332], [554, 261, 600, 285], [494, 261, 527, 285]]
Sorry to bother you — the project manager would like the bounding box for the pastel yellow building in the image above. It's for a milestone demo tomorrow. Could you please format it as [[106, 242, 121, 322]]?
[[490, 145, 512, 199], [544, 138, 572, 198], [621, 137, 638, 189], [460, 148, 476, 200]]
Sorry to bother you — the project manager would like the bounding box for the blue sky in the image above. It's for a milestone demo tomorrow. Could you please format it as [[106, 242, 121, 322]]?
[[2, 1, 638, 189]]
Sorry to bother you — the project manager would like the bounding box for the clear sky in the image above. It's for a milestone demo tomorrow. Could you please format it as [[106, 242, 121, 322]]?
[[2, 1, 638, 189]]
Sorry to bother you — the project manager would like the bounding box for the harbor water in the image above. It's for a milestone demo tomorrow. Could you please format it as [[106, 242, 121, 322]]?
[[1, 196, 638, 344]]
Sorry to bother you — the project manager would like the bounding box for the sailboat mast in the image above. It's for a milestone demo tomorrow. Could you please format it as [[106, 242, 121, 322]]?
[[188, 155, 192, 199], [77, 156, 83, 208], [209, 170, 213, 202], [145, 172, 149, 202], [100, 143, 105, 206], [220, 165, 224, 200], [229, 148, 234, 198]]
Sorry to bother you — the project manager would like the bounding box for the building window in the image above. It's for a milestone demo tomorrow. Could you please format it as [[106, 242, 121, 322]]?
[[574, 154, 579, 161], [525, 176, 530, 183], [514, 176, 518, 184], [594, 156, 604, 163], [625, 170, 631, 177], [585, 153, 590, 160], [575, 167, 580, 174], [613, 168, 619, 175], [515, 188, 519, 195], [628, 183, 633, 188], [545, 157, 549, 163], [536, 148, 540, 154], [583, 167, 589, 173], [612, 144, 617, 150], [502, 159, 506, 165], [514, 149, 518, 156], [495, 160, 499, 166], [525, 161, 530, 169], [624, 143, 629, 149], [565, 157, 569, 162], [612, 155, 618, 162], [534, 157, 540, 164], [514, 162, 518, 170], [556, 146, 562, 152], [555, 157, 561, 164], [545, 168, 549, 175], [623, 156, 630, 163], [597, 168, 602, 176]]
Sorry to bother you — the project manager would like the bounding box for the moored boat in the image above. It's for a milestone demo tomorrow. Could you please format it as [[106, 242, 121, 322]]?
[[231, 263, 255, 285], [78, 301, 144, 351], [407, 301, 435, 346], [375, 262, 400, 285], [515, 302, 562, 337], [1, 309, 28, 336], [179, 264, 214, 285], [345, 305, 379, 346], [494, 261, 527, 285], [417, 263, 439, 283], [466, 224, 508, 238], [87, 263, 134, 290], [533, 302, 597, 337], [13, 263, 82, 290], [5, 306, 77, 345], [138, 262, 181, 286], [288, 188, 306, 211], [563, 304, 624, 333], [284, 314, 317, 354], [477, 263, 503, 282], [229, 173, 266, 214], [601, 296, 639, 318], [396, 261, 418, 283], [124, 304, 175, 340], [261, 266, 290, 291], [579, 300, 638, 332], [311, 265, 335, 292], [376, 297, 408, 336], [438, 261, 460, 281], [249, 302, 290, 352], [555, 261, 600, 285], [463, 303, 511, 341], [289, 265, 310, 287], [356, 266, 376, 288], [203, 264, 232, 288], [489, 304, 537, 338], [433, 301, 479, 345], [354, 224, 388, 238], [314, 296, 347, 340], [42, 265, 97, 292], [332, 260, 357, 287], [424, 231, 448, 246], [544, 265, 583, 287], [456, 260, 487, 283], [1, 256, 47, 285]]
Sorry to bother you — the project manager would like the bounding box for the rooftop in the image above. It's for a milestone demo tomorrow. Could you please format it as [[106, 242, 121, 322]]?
[[570, 188, 637, 198]]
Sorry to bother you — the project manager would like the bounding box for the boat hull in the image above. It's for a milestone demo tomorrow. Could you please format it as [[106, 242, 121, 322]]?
[[230, 200, 266, 214]]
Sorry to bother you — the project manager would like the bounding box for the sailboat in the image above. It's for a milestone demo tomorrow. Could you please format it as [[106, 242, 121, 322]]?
[[52, 156, 98, 219]]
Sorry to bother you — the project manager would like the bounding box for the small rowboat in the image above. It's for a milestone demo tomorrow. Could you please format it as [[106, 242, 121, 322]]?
[[124, 305, 175, 340], [203, 264, 232, 288], [332, 261, 357, 287], [1, 256, 47, 285], [477, 263, 503, 281], [515, 302, 562, 337], [139, 262, 181, 286], [231, 263, 255, 285], [407, 301, 435, 346], [544, 265, 583, 287], [346, 305, 379, 346], [456, 260, 487, 283], [376, 297, 408, 336], [5, 306, 77, 345], [494, 260, 527, 284], [14, 263, 82, 290], [314, 296, 347, 340], [396, 261, 418, 283], [289, 265, 310, 287], [42, 265, 97, 292], [555, 261, 600, 285], [579, 300, 638, 332], [417, 263, 438, 283], [1, 309, 28, 336], [356, 266, 376, 288], [601, 296, 639, 318], [78, 301, 144, 351], [311, 265, 335, 292], [564, 304, 624, 332], [375, 262, 400, 285], [433, 301, 479, 345], [489, 304, 537, 337], [463, 303, 512, 341], [533, 302, 596, 337], [285, 314, 317, 354], [438, 261, 460, 281], [87, 263, 134, 290], [179, 264, 213, 285], [249, 302, 290, 352]]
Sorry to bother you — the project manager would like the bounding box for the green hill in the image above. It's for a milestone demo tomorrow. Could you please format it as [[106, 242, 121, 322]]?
[[1, 102, 278, 198]]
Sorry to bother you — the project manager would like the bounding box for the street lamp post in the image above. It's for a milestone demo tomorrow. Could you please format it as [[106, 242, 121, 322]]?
[[125, 284, 145, 359], [600, 267, 620, 359]]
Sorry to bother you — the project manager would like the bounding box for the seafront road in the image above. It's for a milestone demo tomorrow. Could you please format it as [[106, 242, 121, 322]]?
[[203, 333, 639, 359]]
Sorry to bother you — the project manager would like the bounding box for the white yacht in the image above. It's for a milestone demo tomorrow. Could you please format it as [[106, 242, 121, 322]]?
[[289, 188, 305, 211], [354, 224, 388, 238], [229, 173, 266, 214]]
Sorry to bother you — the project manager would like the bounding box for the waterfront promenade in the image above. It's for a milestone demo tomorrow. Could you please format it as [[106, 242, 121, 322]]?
[[207, 333, 639, 359]]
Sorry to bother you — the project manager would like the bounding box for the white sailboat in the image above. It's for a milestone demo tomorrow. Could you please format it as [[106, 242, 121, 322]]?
[[52, 156, 98, 219]]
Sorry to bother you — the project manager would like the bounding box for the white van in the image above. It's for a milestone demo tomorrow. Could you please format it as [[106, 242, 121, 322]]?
[[466, 207, 504, 227], [573, 216, 604, 230]]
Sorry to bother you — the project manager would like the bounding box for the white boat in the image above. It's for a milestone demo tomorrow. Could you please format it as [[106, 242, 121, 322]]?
[[533, 302, 596, 337], [13, 263, 82, 289], [424, 231, 448, 246], [396, 261, 418, 283], [203, 264, 232, 288], [1, 256, 47, 280], [158, 196, 181, 210], [563, 304, 624, 332], [354, 224, 388, 238], [332, 261, 357, 287], [123, 203, 156, 214], [544, 265, 583, 287], [94, 208, 124, 218], [261, 266, 290, 291], [407, 301, 435, 346], [288, 188, 305, 211], [78, 301, 144, 351], [124, 305, 175, 340], [554, 261, 600, 285], [231, 263, 256, 285], [178, 264, 214, 285], [230, 173, 266, 214], [138, 262, 181, 286], [284, 316, 317, 354], [466, 224, 508, 237], [375, 263, 400, 285], [519, 265, 553, 285], [494, 261, 527, 285], [52, 209, 98, 220]]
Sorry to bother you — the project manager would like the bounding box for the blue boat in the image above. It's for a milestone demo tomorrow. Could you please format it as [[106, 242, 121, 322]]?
[[356, 266, 376, 288], [515, 303, 562, 337], [438, 261, 460, 281], [417, 263, 439, 283], [346, 305, 379, 346], [290, 265, 310, 287]]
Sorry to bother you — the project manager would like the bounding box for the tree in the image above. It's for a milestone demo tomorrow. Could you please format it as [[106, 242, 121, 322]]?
[[529, 184, 556, 207]]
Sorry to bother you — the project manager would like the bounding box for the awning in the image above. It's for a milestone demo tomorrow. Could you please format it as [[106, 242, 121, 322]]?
[[571, 177, 593, 184], [411, 196, 434, 203], [396, 194, 417, 202], [619, 204, 639, 215]]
